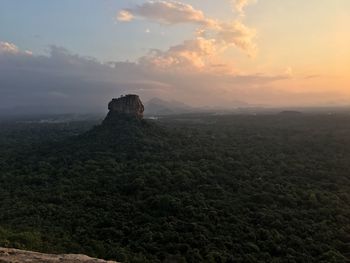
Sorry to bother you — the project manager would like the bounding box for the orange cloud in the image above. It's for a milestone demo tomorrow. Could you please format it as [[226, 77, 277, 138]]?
[[0, 41, 19, 54], [139, 37, 217, 71], [117, 10, 134, 22], [214, 21, 257, 56], [0, 41, 32, 56], [116, 1, 257, 72], [232, 0, 256, 14]]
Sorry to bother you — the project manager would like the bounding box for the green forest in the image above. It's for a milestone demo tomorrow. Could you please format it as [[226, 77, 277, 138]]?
[[0, 114, 349, 262]]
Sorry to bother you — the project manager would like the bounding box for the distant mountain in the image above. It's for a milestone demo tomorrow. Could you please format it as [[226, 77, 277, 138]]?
[[278, 110, 303, 115], [144, 98, 254, 116], [144, 98, 196, 116]]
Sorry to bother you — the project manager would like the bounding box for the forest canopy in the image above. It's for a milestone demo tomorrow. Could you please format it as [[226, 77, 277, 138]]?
[[0, 114, 349, 262]]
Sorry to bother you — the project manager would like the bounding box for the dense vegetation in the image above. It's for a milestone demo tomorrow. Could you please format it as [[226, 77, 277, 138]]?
[[0, 114, 350, 262]]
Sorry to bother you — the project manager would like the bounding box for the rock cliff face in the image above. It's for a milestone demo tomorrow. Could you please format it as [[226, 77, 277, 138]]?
[[103, 95, 144, 124], [0, 247, 118, 263]]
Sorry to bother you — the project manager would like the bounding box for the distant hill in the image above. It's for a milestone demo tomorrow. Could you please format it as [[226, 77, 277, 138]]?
[[278, 110, 303, 115], [145, 98, 255, 116], [144, 98, 198, 116]]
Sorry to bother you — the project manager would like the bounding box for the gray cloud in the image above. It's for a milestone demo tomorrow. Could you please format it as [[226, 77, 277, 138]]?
[[1, 41, 339, 114], [0, 46, 123, 113]]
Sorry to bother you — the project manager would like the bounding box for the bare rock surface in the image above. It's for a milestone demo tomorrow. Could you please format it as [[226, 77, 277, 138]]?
[[0, 247, 118, 263], [104, 95, 144, 123]]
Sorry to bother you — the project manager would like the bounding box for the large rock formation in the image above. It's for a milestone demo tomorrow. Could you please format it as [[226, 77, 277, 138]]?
[[0, 247, 118, 263], [103, 95, 144, 124]]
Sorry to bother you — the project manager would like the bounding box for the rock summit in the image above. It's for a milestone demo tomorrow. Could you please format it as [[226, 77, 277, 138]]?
[[103, 95, 144, 124]]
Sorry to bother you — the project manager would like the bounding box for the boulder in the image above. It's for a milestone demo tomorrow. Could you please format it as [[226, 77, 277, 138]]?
[[0, 247, 118, 263]]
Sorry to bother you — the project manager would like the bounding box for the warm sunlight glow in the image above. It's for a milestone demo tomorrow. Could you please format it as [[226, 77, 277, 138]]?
[[0, 0, 349, 110]]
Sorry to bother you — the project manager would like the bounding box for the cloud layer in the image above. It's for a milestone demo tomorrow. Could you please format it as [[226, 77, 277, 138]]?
[[117, 0, 257, 69], [0, 41, 293, 113], [1, 1, 345, 113]]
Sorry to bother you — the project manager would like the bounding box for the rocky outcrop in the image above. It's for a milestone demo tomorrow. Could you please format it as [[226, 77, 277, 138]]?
[[0, 247, 118, 263], [103, 95, 144, 124]]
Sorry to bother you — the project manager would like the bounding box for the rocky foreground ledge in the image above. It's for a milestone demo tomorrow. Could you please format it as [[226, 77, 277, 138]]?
[[0, 248, 118, 263]]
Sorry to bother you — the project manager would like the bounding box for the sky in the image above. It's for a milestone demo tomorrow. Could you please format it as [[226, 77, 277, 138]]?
[[0, 0, 349, 113]]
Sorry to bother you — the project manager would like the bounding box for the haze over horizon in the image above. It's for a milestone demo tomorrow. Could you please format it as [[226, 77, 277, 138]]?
[[0, 0, 349, 113]]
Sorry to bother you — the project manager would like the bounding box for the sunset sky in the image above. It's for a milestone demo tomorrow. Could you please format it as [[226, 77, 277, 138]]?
[[0, 0, 349, 112]]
